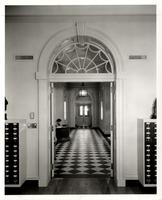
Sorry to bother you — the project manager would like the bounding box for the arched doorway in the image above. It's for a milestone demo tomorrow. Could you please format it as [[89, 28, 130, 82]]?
[[37, 30, 125, 187], [49, 35, 116, 180]]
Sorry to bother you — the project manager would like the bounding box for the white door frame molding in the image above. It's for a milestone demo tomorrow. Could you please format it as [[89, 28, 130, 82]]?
[[37, 26, 126, 187]]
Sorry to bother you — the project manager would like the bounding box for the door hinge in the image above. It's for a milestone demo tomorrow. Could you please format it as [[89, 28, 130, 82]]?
[[110, 163, 114, 177], [50, 125, 54, 132], [110, 125, 113, 131], [51, 163, 54, 170], [111, 163, 114, 169], [50, 82, 55, 93]]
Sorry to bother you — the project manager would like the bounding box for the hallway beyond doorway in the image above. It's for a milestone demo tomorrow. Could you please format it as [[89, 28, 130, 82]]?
[[54, 129, 111, 177]]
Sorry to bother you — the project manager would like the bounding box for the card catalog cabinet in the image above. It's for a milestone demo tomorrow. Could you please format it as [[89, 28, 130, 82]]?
[[137, 119, 157, 187], [5, 120, 26, 187]]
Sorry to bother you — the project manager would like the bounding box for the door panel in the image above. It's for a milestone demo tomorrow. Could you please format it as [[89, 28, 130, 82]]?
[[84, 105, 91, 127], [49, 83, 55, 178], [76, 104, 92, 127], [110, 81, 115, 177]]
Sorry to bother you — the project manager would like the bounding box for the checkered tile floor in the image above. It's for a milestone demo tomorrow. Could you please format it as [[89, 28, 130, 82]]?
[[54, 129, 111, 177]]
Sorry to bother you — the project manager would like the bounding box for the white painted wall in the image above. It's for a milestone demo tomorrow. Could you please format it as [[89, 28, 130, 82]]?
[[5, 13, 156, 182], [5, 31, 39, 179]]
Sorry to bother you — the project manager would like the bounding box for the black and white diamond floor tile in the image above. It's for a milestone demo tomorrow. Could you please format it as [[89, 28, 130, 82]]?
[[54, 129, 111, 177]]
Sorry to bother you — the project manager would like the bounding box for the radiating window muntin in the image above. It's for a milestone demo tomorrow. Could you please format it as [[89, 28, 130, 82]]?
[[51, 36, 115, 74]]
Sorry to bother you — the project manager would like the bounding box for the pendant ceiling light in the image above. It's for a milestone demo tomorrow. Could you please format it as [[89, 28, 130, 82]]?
[[79, 83, 87, 97]]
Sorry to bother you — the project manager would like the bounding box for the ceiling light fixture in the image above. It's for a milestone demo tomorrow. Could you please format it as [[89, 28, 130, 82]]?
[[79, 83, 87, 97]]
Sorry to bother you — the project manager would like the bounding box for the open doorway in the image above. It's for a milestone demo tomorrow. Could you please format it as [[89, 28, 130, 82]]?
[[49, 82, 115, 179], [76, 104, 92, 128], [75, 88, 92, 128], [36, 33, 123, 187]]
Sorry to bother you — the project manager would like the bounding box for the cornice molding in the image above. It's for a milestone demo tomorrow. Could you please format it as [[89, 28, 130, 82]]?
[[6, 5, 156, 17], [6, 14, 156, 23]]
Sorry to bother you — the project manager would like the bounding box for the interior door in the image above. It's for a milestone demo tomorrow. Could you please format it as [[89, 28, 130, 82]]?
[[76, 104, 92, 128], [49, 83, 55, 178], [110, 81, 115, 177]]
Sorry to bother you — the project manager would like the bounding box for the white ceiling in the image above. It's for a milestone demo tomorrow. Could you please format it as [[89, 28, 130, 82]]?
[[6, 5, 156, 16]]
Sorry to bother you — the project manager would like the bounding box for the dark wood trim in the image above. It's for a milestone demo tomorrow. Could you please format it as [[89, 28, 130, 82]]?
[[5, 180, 39, 195], [5, 179, 157, 194], [126, 180, 156, 193], [126, 180, 140, 186]]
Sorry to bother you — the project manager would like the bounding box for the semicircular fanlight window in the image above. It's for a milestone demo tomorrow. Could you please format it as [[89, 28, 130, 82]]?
[[51, 36, 115, 74]]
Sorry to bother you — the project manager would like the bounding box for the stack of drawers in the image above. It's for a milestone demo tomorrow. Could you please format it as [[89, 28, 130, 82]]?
[[5, 120, 26, 187], [138, 119, 157, 187], [145, 122, 157, 185], [5, 123, 19, 185]]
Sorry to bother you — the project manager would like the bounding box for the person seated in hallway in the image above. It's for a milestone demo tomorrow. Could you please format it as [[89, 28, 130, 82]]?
[[55, 118, 70, 143], [56, 118, 62, 128]]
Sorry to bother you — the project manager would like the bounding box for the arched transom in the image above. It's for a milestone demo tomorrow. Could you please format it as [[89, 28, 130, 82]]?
[[51, 36, 115, 74]]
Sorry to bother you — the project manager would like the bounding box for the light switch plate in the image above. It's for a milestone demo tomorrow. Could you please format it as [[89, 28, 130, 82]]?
[[29, 112, 34, 119], [27, 123, 37, 128]]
